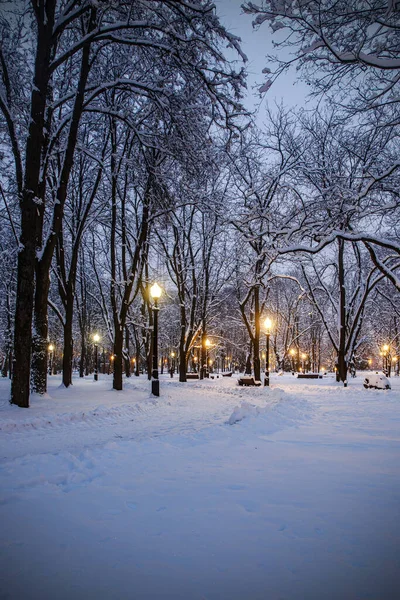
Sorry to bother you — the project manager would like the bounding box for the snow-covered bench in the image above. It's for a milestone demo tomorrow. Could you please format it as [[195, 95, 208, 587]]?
[[222, 371, 233, 377], [296, 373, 323, 379], [186, 373, 200, 379], [238, 376, 262, 387]]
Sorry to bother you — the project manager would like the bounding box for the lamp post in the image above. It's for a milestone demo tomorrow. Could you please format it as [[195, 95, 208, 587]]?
[[290, 348, 295, 372], [170, 351, 175, 378], [205, 338, 211, 377], [48, 344, 54, 375], [150, 282, 162, 396], [264, 317, 272, 387], [301, 353, 307, 373], [93, 334, 100, 381], [382, 344, 389, 375]]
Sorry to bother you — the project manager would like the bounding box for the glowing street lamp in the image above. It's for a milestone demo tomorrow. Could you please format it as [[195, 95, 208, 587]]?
[[150, 283, 162, 396], [381, 344, 390, 374], [93, 333, 100, 381], [48, 344, 54, 376], [264, 317, 273, 387], [289, 347, 295, 371], [205, 338, 211, 377], [170, 351, 176, 377]]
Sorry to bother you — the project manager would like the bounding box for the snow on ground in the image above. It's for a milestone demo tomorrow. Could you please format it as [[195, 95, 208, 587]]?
[[1, 372, 400, 599]]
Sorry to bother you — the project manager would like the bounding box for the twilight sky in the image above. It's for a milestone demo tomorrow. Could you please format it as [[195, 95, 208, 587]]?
[[214, 0, 309, 118]]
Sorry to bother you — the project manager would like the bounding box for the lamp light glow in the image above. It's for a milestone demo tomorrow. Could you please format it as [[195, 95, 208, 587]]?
[[150, 282, 162, 299], [264, 317, 272, 333]]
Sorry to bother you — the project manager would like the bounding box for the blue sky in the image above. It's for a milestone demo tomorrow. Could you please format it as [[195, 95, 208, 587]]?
[[214, 0, 309, 118]]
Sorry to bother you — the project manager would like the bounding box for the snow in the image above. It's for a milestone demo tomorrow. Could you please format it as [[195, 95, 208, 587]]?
[[1, 373, 400, 599]]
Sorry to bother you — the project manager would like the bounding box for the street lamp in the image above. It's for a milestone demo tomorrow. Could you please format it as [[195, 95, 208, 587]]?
[[150, 282, 162, 396], [205, 338, 211, 377], [93, 334, 100, 381], [290, 348, 295, 372], [382, 344, 389, 375], [48, 344, 54, 376], [264, 317, 273, 387], [301, 353, 307, 373], [170, 351, 175, 377]]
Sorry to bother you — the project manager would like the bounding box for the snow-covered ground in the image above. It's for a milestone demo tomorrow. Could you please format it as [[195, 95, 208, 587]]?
[[1, 372, 399, 600]]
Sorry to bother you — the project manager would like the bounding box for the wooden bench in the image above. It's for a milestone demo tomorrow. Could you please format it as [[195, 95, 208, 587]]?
[[238, 376, 262, 387], [222, 372, 233, 377], [296, 373, 322, 379], [186, 373, 199, 380]]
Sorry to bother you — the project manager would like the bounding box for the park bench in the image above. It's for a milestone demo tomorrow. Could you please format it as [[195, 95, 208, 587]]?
[[296, 373, 323, 379], [238, 376, 262, 387], [222, 371, 233, 377], [186, 373, 199, 380]]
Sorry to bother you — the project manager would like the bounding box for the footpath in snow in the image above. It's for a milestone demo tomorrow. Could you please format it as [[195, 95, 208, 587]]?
[[0, 373, 399, 600]]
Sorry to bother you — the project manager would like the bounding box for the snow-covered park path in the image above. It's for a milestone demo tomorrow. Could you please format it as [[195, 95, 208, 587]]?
[[1, 373, 399, 599]]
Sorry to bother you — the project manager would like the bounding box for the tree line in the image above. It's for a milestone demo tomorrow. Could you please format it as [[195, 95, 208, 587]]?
[[0, 0, 399, 406]]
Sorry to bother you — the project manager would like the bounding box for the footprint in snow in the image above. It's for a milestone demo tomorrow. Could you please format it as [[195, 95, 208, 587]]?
[[126, 501, 137, 510]]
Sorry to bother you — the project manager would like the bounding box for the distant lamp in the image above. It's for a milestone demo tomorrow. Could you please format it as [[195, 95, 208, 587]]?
[[264, 317, 273, 387], [93, 334, 100, 381], [150, 283, 162, 396]]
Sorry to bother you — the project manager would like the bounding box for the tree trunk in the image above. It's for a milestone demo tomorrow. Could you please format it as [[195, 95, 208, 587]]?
[[79, 337, 86, 378], [245, 345, 252, 375], [62, 292, 74, 387], [337, 238, 348, 385], [124, 326, 131, 377], [179, 347, 187, 382], [11, 8, 56, 407], [31, 264, 50, 395], [11, 196, 40, 407], [113, 328, 123, 390], [253, 285, 261, 381]]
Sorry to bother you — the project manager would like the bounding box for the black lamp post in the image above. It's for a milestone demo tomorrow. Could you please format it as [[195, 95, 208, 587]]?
[[205, 338, 211, 377], [382, 344, 389, 375], [93, 334, 100, 381], [150, 283, 162, 396], [264, 317, 272, 387], [48, 344, 54, 375]]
